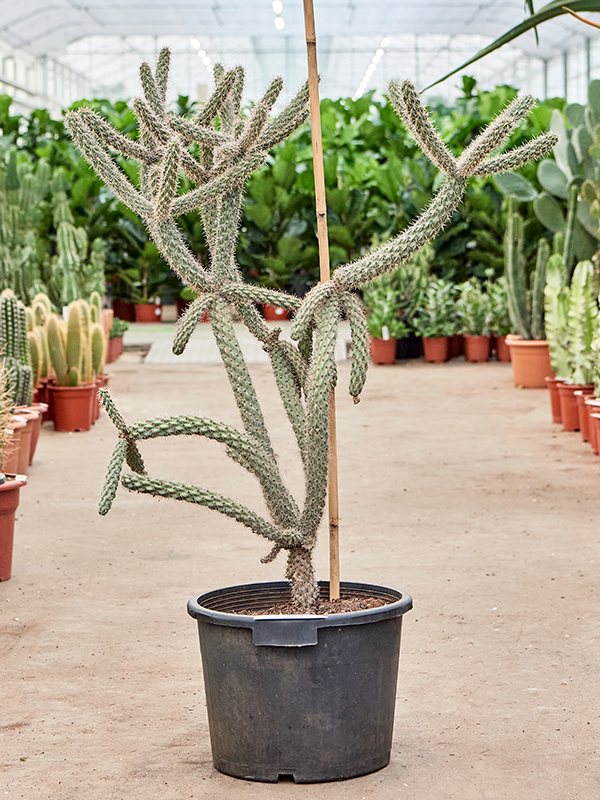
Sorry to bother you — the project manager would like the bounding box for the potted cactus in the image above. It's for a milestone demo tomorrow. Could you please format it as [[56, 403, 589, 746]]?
[[413, 277, 457, 362], [46, 299, 105, 432], [65, 48, 555, 782], [0, 360, 27, 582], [545, 250, 597, 430], [503, 197, 554, 386]]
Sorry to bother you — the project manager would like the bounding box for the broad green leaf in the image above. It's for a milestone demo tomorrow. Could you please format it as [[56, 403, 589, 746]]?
[[245, 204, 272, 231], [493, 172, 538, 201]]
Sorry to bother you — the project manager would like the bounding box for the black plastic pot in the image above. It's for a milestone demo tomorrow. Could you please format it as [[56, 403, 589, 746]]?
[[187, 580, 412, 783], [395, 333, 423, 360]]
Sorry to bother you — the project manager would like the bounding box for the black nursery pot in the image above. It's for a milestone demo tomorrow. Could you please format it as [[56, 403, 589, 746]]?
[[187, 580, 412, 783], [395, 333, 423, 360]]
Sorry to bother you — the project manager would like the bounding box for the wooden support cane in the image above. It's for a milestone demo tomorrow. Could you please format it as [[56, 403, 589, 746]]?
[[303, 0, 340, 600]]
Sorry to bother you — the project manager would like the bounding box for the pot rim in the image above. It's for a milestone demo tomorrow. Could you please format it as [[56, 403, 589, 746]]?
[[188, 580, 412, 632]]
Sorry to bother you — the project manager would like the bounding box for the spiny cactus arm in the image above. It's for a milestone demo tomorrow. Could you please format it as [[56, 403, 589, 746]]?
[[73, 108, 154, 162], [154, 47, 170, 98], [193, 67, 239, 126], [277, 340, 309, 388], [154, 140, 181, 225], [255, 81, 310, 151], [456, 94, 537, 176], [168, 116, 231, 149], [99, 439, 128, 515], [342, 291, 369, 402], [172, 294, 213, 355], [170, 153, 266, 216], [263, 333, 307, 458], [388, 81, 457, 176], [332, 177, 467, 291], [298, 296, 340, 544], [209, 297, 276, 453], [121, 473, 302, 548], [139, 61, 166, 118], [151, 220, 210, 291], [133, 97, 170, 146], [220, 281, 302, 312], [129, 413, 300, 525], [64, 112, 152, 221], [290, 282, 335, 340], [469, 132, 559, 176], [99, 388, 147, 474]]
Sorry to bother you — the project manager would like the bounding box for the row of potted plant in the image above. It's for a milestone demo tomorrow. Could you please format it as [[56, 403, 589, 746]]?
[[363, 268, 512, 365]]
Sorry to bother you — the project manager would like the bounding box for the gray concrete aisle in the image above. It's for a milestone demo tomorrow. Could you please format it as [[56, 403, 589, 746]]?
[[1, 350, 599, 799]]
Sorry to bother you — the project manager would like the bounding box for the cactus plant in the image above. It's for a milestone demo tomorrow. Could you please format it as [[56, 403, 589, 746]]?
[[503, 197, 549, 340], [46, 299, 97, 387], [0, 153, 50, 305], [65, 49, 556, 612], [47, 175, 107, 309], [0, 290, 34, 408]]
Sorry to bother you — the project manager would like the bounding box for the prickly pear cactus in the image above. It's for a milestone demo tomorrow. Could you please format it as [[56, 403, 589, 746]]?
[[65, 48, 557, 611]]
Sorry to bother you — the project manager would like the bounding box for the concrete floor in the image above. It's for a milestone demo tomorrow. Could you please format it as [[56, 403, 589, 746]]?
[[2, 342, 600, 799]]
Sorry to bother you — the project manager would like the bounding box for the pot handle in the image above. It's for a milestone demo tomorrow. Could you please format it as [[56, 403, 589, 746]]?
[[251, 615, 323, 647]]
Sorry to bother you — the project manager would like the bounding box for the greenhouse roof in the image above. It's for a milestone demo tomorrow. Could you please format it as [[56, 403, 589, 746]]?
[[2, 1, 600, 104]]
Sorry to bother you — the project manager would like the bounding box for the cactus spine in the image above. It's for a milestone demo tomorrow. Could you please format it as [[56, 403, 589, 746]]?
[[66, 49, 556, 611]]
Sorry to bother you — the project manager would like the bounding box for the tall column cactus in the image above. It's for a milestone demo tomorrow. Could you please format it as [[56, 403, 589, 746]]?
[[0, 289, 34, 407], [65, 49, 557, 611]]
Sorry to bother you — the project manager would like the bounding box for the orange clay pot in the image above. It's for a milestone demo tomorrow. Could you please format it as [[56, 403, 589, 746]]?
[[505, 335, 553, 388], [369, 337, 396, 365], [0, 476, 27, 581]]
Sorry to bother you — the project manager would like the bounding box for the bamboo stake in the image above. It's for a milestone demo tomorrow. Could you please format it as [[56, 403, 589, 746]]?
[[303, 0, 340, 600]]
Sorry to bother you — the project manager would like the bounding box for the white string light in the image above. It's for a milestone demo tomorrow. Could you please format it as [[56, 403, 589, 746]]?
[[352, 37, 390, 101], [272, 1, 285, 30], [189, 38, 213, 74]]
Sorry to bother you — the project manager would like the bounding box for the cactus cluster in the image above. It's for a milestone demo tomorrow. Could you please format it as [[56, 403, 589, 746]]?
[[0, 289, 34, 408], [47, 171, 106, 309], [503, 197, 549, 340], [544, 241, 598, 384], [26, 292, 52, 387], [0, 152, 50, 306], [46, 298, 106, 387], [65, 48, 557, 611]]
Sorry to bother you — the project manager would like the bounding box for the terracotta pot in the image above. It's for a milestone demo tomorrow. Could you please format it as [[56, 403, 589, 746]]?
[[369, 337, 396, 365], [94, 375, 111, 421], [0, 476, 27, 581], [422, 336, 449, 363], [505, 336, 553, 388], [590, 414, 600, 456], [262, 304, 290, 321], [101, 309, 114, 344], [49, 384, 96, 432], [494, 335, 511, 363], [135, 302, 162, 323], [112, 300, 136, 322], [558, 383, 593, 432], [584, 398, 600, 453], [13, 409, 42, 472], [545, 376, 564, 424], [448, 334, 463, 359], [16, 403, 48, 465], [37, 378, 54, 422], [106, 336, 121, 364], [574, 391, 594, 442], [464, 334, 491, 363], [1, 417, 26, 475]]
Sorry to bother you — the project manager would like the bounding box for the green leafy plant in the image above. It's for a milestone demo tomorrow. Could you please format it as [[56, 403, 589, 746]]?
[[362, 276, 409, 339], [455, 278, 491, 336], [109, 318, 129, 339], [65, 49, 555, 612], [412, 277, 457, 338], [485, 271, 512, 337]]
